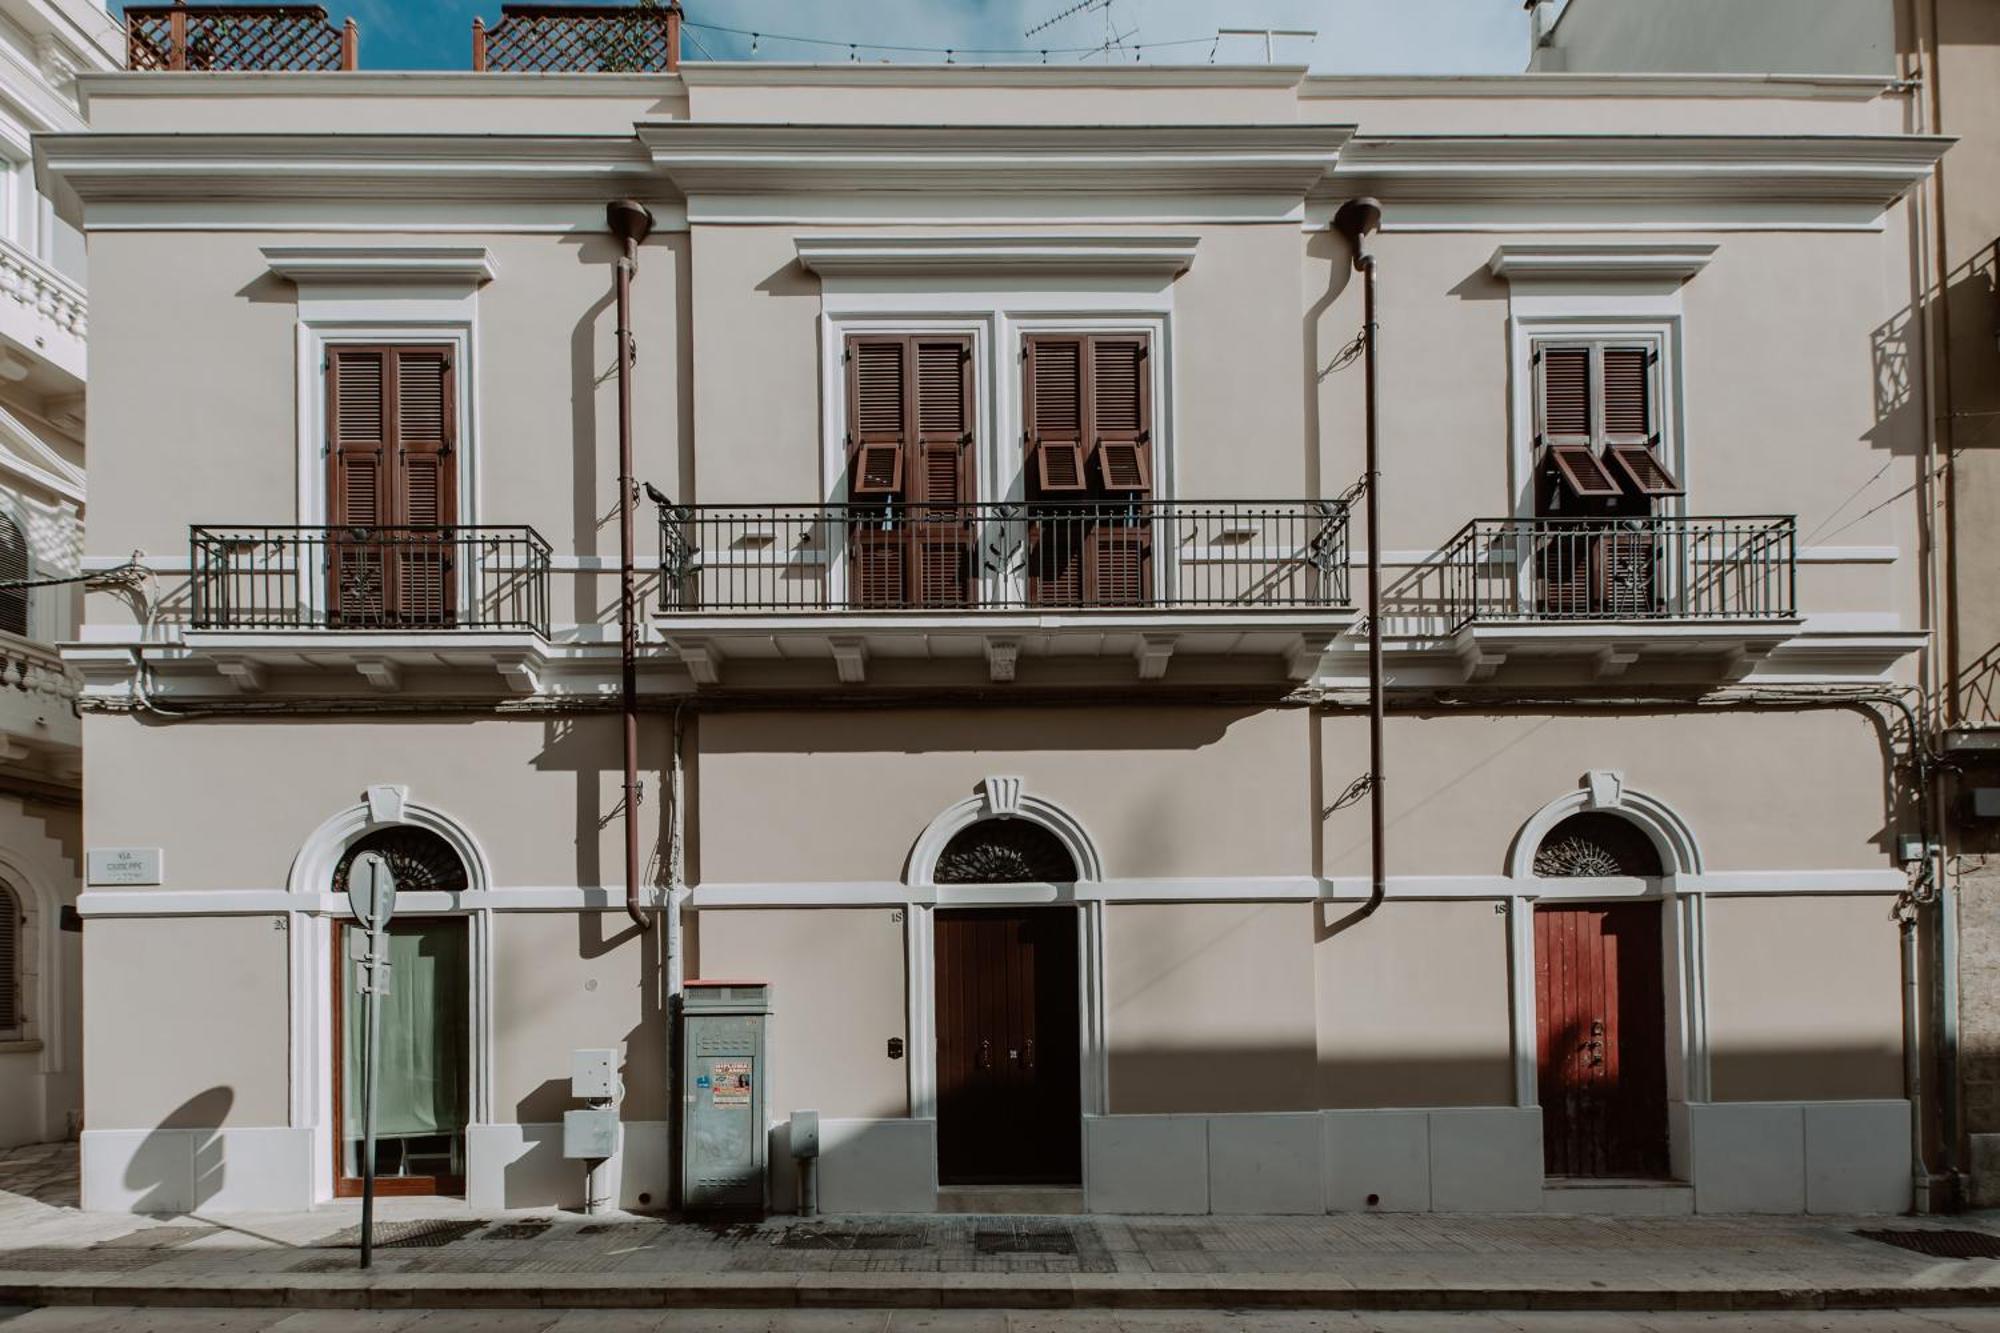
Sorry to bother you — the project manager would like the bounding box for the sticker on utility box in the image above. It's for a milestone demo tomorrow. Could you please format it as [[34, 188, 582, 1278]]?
[[710, 1060, 751, 1107]]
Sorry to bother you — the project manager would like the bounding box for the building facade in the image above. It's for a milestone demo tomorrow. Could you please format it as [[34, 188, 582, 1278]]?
[[49, 8, 1947, 1215], [0, 0, 111, 1153]]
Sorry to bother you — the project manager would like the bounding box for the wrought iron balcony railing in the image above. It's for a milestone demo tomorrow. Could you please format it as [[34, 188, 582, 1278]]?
[[190, 526, 551, 635], [1438, 516, 1796, 631], [655, 500, 1351, 614], [126, 3, 358, 72]]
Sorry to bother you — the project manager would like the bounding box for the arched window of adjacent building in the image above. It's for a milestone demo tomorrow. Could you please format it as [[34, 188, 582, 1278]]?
[[1532, 811, 1664, 878], [0, 882, 23, 1037], [933, 819, 1079, 885], [0, 506, 29, 638], [331, 826, 471, 1195]]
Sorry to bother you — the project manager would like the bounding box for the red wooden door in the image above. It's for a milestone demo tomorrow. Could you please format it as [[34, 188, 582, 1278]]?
[[1534, 902, 1669, 1178], [934, 908, 1080, 1186]]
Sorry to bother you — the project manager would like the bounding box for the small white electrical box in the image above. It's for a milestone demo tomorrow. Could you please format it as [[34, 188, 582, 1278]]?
[[572, 1048, 618, 1101], [563, 1108, 620, 1160], [791, 1109, 820, 1159]]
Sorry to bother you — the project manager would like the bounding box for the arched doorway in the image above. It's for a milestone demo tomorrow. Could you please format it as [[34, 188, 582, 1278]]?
[[933, 818, 1082, 1187], [331, 826, 472, 1197], [1531, 811, 1670, 1180]]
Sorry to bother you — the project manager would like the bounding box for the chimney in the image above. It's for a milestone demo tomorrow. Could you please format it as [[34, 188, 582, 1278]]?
[[1524, 0, 1564, 72]]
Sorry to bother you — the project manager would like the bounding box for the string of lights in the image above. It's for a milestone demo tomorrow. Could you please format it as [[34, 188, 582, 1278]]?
[[681, 18, 1242, 63]]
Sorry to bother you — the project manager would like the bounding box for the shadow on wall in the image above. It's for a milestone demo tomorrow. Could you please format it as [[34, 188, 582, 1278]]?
[[128, 1087, 232, 1215]]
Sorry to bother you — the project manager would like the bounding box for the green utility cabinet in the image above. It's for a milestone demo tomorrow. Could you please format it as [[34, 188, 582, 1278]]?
[[680, 980, 770, 1211]]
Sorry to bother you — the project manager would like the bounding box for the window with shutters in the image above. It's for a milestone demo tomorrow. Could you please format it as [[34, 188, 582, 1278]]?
[[1022, 332, 1155, 608], [842, 333, 974, 609], [324, 345, 459, 627], [1528, 335, 1680, 619]]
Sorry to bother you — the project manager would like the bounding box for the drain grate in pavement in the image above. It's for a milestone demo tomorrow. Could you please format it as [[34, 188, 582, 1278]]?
[[480, 1219, 554, 1241], [974, 1228, 1076, 1255], [1857, 1228, 2000, 1260], [317, 1219, 486, 1250]]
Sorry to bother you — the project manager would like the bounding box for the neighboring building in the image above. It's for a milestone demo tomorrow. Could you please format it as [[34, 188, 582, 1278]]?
[[1543, 0, 2000, 1212], [0, 0, 112, 1151], [46, 5, 1947, 1215]]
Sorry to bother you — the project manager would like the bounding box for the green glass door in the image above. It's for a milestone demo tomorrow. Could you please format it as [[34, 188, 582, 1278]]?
[[335, 917, 469, 1196]]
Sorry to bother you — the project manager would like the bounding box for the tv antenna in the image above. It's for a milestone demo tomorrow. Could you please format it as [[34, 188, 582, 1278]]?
[[1026, 0, 1113, 39]]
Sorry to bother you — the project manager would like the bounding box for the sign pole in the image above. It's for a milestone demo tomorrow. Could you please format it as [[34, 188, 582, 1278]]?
[[346, 851, 397, 1272]]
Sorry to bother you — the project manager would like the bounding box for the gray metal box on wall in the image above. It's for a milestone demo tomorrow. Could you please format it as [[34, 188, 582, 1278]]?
[[680, 980, 770, 1211]]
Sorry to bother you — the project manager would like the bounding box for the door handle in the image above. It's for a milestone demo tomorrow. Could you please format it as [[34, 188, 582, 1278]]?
[[978, 1040, 992, 1070], [1024, 1039, 1035, 1071]]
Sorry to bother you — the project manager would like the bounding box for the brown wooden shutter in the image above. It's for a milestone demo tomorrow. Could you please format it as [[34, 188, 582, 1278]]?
[[1601, 345, 1654, 447], [1547, 445, 1622, 499], [913, 336, 973, 605], [393, 348, 457, 623], [1536, 344, 1592, 447], [326, 347, 391, 625], [1089, 335, 1152, 495], [847, 335, 907, 497], [1024, 335, 1088, 495], [1606, 444, 1683, 498]]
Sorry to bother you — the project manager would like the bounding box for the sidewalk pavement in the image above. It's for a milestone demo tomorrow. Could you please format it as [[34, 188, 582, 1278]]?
[[6, 1144, 2000, 1313]]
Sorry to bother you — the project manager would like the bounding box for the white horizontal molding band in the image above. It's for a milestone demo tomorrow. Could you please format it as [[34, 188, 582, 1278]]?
[[78, 870, 1905, 918]]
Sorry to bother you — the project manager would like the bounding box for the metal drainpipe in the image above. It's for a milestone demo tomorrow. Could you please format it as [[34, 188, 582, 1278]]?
[[609, 199, 656, 929], [1334, 198, 1387, 920]]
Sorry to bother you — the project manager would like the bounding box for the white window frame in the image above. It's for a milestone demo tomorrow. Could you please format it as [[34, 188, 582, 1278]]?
[[1511, 316, 1686, 522]]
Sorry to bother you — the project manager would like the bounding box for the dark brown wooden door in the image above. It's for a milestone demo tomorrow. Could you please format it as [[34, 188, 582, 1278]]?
[[1534, 902, 1669, 1179], [935, 908, 1080, 1185]]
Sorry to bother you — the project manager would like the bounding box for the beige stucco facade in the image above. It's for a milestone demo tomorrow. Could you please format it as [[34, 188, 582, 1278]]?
[[48, 47, 1947, 1217]]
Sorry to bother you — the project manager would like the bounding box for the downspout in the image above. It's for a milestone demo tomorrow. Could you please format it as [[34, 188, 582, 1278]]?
[[609, 199, 656, 929], [1335, 198, 1387, 921]]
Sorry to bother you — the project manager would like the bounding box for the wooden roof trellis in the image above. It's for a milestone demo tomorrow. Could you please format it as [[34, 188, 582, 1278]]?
[[126, 1, 357, 72], [475, 2, 684, 74]]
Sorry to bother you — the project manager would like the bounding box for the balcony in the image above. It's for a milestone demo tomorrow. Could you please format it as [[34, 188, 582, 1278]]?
[[0, 637, 78, 775], [1434, 516, 1801, 681], [474, 3, 683, 73], [125, 4, 358, 72], [183, 525, 551, 692], [654, 498, 1353, 685], [0, 236, 86, 395]]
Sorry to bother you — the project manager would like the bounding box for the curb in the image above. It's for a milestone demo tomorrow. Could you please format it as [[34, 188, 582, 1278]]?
[[1, 1274, 1999, 1313]]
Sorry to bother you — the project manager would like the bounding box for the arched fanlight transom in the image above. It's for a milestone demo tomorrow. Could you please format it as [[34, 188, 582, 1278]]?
[[1532, 811, 1664, 878], [332, 826, 470, 896], [933, 818, 1079, 885]]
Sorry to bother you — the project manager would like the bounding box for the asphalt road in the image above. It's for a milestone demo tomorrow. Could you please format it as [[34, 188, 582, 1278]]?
[[5, 1311, 2000, 1331]]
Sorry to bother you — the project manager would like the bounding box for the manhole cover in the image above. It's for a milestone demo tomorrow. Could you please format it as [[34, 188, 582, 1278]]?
[[318, 1219, 485, 1250], [975, 1229, 1075, 1255], [1857, 1228, 2000, 1260], [481, 1220, 553, 1241]]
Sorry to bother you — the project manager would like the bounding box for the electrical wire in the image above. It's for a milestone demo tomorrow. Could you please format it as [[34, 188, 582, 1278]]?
[[679, 18, 1221, 61]]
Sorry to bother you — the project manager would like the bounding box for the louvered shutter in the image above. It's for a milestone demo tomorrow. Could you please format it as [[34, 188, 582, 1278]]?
[[392, 349, 457, 625], [1536, 345, 1593, 448], [1024, 336, 1087, 495], [0, 886, 21, 1033], [913, 337, 973, 606], [1601, 346, 1654, 447], [1089, 335, 1152, 495], [847, 336, 907, 498], [327, 347, 392, 625], [0, 510, 29, 638]]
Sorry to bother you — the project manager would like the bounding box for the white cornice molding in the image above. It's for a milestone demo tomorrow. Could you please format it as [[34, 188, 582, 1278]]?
[[36, 133, 664, 225], [76, 70, 686, 108], [795, 234, 1198, 279], [1488, 243, 1718, 285], [681, 62, 1309, 89], [639, 122, 1355, 201], [1300, 72, 1897, 101], [262, 244, 498, 285], [1328, 134, 1952, 208]]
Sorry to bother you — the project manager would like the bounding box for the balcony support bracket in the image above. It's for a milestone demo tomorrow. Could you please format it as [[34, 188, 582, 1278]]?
[[1592, 646, 1642, 680], [214, 658, 266, 694], [354, 659, 401, 692], [829, 637, 868, 685], [984, 637, 1021, 683], [1134, 635, 1177, 681], [669, 638, 722, 687], [495, 658, 540, 695], [1452, 631, 1507, 683]]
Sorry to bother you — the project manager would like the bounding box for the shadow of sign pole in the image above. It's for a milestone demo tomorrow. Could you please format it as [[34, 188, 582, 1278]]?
[[347, 850, 398, 1271]]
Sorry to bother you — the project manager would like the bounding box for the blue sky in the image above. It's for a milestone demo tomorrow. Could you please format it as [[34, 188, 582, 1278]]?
[[105, 1, 1557, 73]]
